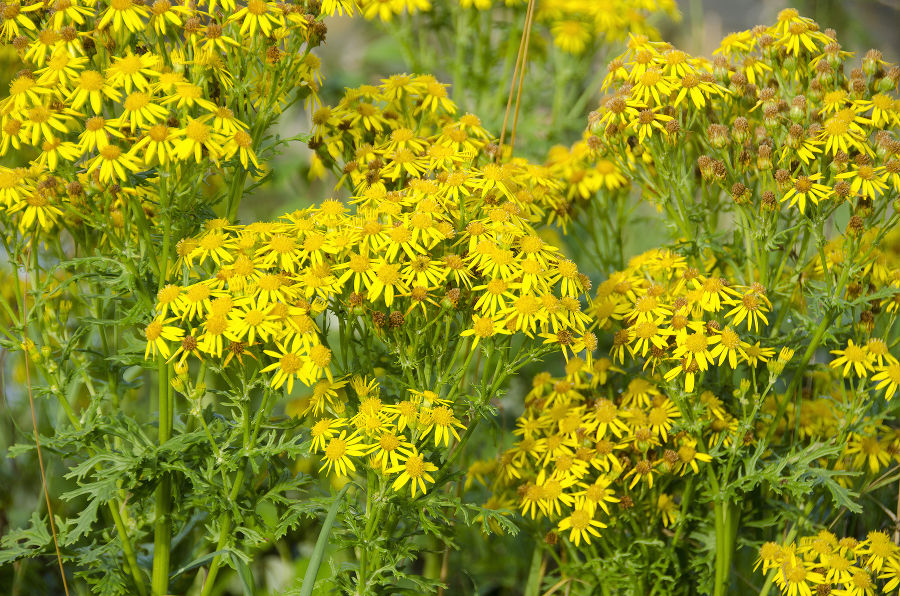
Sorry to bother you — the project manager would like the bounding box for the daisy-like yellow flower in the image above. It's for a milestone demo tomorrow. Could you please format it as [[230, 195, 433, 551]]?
[[551, 20, 592, 55], [106, 52, 159, 93], [369, 431, 414, 472], [68, 70, 122, 114], [419, 405, 465, 447], [9, 190, 64, 230], [673, 330, 719, 372], [818, 108, 872, 156], [829, 339, 874, 378], [657, 493, 678, 528], [143, 315, 185, 359], [725, 289, 771, 333], [845, 432, 891, 474], [175, 116, 224, 163], [85, 144, 143, 183], [629, 107, 673, 143], [223, 130, 259, 169], [229, 0, 285, 37], [672, 72, 727, 109], [133, 124, 178, 166], [97, 0, 150, 32], [772, 556, 824, 596], [872, 363, 900, 400], [676, 438, 713, 475], [319, 430, 369, 477], [780, 173, 832, 214], [743, 341, 775, 367], [557, 497, 606, 546], [835, 162, 889, 199], [388, 447, 439, 498], [310, 417, 344, 452], [261, 344, 306, 392], [118, 91, 169, 130], [631, 66, 676, 107]]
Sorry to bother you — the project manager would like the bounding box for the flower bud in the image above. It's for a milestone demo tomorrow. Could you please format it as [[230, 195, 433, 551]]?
[[789, 95, 806, 121], [863, 49, 883, 77]]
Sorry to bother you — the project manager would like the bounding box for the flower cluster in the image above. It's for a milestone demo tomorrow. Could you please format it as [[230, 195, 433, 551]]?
[[148, 75, 595, 399], [581, 9, 900, 266], [589, 249, 774, 393], [481, 353, 719, 547], [757, 530, 900, 595], [304, 380, 458, 498], [0, 0, 327, 233]]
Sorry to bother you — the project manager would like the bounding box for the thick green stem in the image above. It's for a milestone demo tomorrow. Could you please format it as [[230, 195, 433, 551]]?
[[151, 357, 172, 596]]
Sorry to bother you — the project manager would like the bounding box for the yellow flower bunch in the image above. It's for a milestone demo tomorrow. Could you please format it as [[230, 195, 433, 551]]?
[[304, 381, 464, 497], [587, 248, 773, 393], [148, 75, 596, 411], [541, 136, 631, 231], [583, 9, 900, 241], [757, 530, 900, 595], [0, 0, 327, 232], [480, 354, 719, 547]]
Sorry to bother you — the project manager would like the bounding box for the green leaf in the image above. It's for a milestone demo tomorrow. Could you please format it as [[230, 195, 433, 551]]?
[[299, 484, 351, 596], [230, 552, 255, 596], [64, 497, 101, 546], [169, 549, 233, 581]]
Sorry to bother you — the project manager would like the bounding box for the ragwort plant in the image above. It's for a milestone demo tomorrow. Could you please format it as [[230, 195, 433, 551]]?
[[0, 1, 598, 594], [470, 9, 900, 596], [0, 0, 335, 594], [3, 2, 900, 596]]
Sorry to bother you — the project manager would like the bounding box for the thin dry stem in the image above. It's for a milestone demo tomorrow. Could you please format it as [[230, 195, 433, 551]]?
[[498, 0, 536, 156], [20, 248, 70, 596]]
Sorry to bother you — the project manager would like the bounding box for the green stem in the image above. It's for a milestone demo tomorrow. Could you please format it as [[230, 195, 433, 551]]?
[[198, 389, 272, 595], [109, 501, 148, 596], [151, 356, 172, 596]]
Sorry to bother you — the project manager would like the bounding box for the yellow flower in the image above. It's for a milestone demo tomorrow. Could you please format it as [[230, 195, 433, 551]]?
[[261, 343, 306, 392], [370, 431, 414, 472], [419, 405, 465, 447], [98, 0, 150, 32], [829, 339, 874, 378], [873, 363, 900, 400], [175, 116, 225, 163], [552, 20, 592, 55], [835, 162, 889, 199], [319, 430, 369, 477], [725, 289, 771, 333], [118, 91, 169, 130], [629, 107, 673, 143], [133, 124, 178, 165], [85, 144, 142, 183], [388, 447, 439, 498], [106, 52, 159, 93], [656, 493, 678, 527], [143, 316, 185, 360], [68, 70, 122, 114], [9, 189, 63, 230], [557, 497, 606, 546], [229, 0, 285, 36], [780, 173, 832, 214]]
